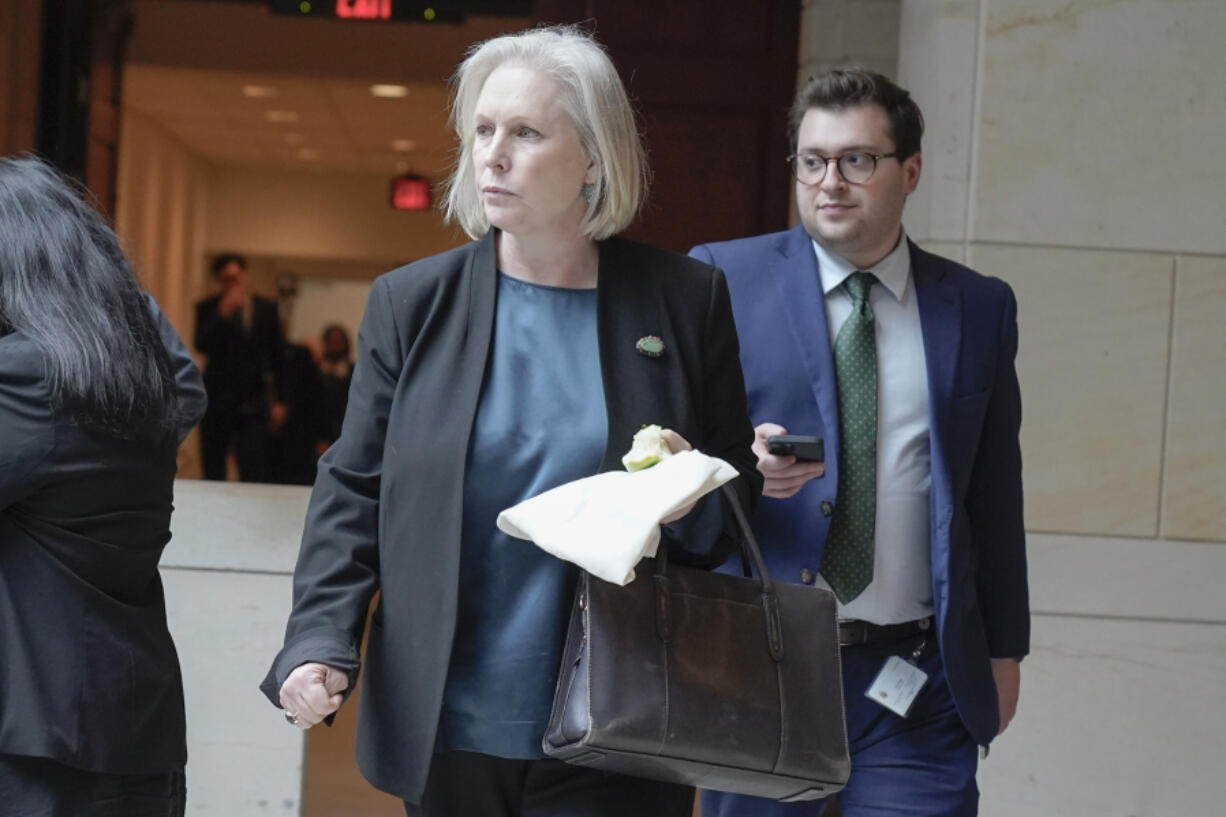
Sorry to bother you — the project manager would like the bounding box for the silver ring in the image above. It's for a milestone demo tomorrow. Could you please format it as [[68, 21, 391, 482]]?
[[284, 711, 300, 726]]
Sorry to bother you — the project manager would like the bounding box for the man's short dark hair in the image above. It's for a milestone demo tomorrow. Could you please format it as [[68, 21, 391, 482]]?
[[789, 68, 925, 158], [211, 253, 248, 277], [321, 323, 350, 352]]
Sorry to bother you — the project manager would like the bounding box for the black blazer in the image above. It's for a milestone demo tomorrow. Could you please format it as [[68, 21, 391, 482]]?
[[262, 232, 762, 803], [0, 298, 205, 774], [194, 292, 283, 414]]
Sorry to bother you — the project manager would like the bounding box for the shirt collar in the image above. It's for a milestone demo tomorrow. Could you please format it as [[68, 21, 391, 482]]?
[[812, 230, 912, 302]]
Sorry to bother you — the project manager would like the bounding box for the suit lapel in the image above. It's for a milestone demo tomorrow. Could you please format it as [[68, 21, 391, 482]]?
[[772, 226, 841, 469], [911, 240, 960, 525], [595, 237, 666, 473], [452, 230, 498, 456]]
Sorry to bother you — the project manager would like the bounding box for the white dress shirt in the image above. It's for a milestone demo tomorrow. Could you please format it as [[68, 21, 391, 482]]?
[[812, 234, 934, 625]]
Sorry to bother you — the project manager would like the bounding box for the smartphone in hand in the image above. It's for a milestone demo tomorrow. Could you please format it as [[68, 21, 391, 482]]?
[[766, 435, 825, 462]]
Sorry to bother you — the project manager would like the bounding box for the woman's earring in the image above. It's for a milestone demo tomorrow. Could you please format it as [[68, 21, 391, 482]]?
[[581, 182, 597, 203]]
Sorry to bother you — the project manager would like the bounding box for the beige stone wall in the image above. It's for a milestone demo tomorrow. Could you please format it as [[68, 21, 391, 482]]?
[[897, 1, 1226, 545], [897, 0, 1226, 550], [799, 0, 902, 81], [800, 1, 1226, 814]]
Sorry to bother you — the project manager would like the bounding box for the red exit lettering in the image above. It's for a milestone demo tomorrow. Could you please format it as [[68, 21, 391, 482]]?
[[335, 0, 391, 20]]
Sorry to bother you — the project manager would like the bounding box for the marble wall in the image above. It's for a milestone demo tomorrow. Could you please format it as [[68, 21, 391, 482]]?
[[896, 0, 1226, 542], [799, 0, 902, 81], [888, 1, 1226, 814]]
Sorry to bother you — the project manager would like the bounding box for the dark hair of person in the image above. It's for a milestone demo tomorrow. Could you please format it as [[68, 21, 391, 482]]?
[[789, 68, 925, 158], [0, 155, 179, 441], [211, 252, 248, 277], [321, 323, 350, 356]]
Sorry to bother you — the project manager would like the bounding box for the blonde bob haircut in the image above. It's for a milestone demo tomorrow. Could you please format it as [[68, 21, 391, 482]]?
[[442, 25, 649, 241]]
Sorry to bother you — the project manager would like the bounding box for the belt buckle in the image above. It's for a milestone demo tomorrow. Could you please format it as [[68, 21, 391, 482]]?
[[836, 618, 868, 647]]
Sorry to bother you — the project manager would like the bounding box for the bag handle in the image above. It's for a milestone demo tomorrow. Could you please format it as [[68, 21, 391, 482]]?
[[654, 482, 785, 661]]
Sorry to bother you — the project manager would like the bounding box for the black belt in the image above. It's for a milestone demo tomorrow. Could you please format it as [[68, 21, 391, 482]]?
[[838, 616, 933, 647]]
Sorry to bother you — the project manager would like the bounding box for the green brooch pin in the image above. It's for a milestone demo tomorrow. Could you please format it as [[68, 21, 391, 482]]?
[[635, 335, 665, 358]]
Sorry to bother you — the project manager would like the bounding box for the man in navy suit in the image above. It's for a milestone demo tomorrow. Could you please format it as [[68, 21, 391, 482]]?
[[692, 69, 1028, 817]]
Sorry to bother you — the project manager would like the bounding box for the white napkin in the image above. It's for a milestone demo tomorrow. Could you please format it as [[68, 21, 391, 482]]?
[[496, 450, 738, 586]]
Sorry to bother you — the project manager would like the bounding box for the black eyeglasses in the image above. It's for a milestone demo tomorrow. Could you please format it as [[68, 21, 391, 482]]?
[[787, 151, 900, 185]]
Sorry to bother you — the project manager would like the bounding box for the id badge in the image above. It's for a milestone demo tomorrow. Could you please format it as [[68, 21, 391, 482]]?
[[865, 655, 928, 717]]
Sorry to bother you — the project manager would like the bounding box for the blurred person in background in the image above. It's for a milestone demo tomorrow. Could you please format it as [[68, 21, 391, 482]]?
[[0, 155, 206, 816], [194, 251, 285, 481], [262, 25, 761, 817], [317, 323, 353, 451], [269, 333, 328, 485]]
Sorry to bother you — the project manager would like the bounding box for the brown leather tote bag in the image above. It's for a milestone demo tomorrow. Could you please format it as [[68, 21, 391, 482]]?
[[542, 485, 850, 802]]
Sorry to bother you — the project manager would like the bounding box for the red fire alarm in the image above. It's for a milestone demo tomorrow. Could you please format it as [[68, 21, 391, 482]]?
[[390, 174, 431, 211]]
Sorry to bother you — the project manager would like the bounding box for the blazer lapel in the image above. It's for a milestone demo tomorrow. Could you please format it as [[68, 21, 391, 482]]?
[[911, 240, 961, 527], [451, 230, 498, 456], [772, 226, 841, 470], [595, 237, 666, 473]]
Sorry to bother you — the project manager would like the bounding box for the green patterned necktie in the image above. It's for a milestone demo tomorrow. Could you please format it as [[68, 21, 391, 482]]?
[[820, 271, 878, 603]]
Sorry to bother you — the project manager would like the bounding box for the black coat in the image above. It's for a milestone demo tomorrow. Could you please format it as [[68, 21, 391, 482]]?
[[0, 298, 205, 774], [194, 292, 283, 415], [261, 232, 762, 803]]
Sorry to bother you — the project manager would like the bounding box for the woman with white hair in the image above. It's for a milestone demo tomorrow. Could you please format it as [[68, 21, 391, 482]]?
[[262, 26, 761, 816]]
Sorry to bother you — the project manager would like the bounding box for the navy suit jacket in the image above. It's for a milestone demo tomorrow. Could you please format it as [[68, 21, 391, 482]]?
[[690, 225, 1028, 745]]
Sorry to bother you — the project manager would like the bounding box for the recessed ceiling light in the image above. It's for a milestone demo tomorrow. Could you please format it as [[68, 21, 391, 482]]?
[[391, 139, 416, 152], [297, 148, 322, 160], [265, 110, 300, 123], [242, 85, 278, 98], [284, 132, 304, 145], [370, 84, 409, 99]]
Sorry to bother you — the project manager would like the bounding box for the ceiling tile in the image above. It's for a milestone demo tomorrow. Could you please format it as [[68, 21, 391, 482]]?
[[124, 64, 457, 175]]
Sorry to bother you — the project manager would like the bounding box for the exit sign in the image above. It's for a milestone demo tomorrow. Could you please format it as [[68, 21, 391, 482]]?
[[337, 0, 391, 19], [268, 0, 464, 22], [390, 174, 431, 211]]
